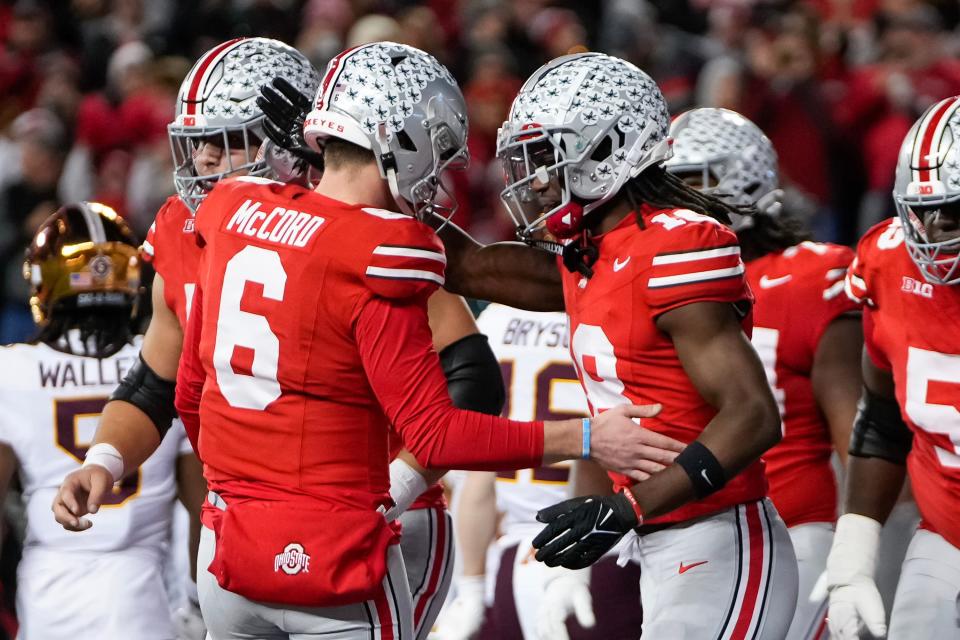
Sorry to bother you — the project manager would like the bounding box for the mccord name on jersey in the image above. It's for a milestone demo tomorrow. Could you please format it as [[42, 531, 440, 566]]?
[[225, 199, 326, 249]]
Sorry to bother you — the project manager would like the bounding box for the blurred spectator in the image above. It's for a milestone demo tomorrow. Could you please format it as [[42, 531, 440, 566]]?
[[0, 108, 66, 343], [124, 54, 189, 237], [832, 4, 960, 233], [61, 40, 152, 211], [0, 1, 54, 129], [296, 0, 354, 69], [346, 13, 401, 48], [462, 45, 522, 240]]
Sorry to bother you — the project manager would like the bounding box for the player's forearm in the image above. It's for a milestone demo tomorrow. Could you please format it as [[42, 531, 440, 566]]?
[[403, 404, 546, 470], [842, 455, 906, 525], [812, 316, 863, 467], [435, 222, 564, 311], [631, 400, 778, 520], [93, 401, 162, 476], [571, 459, 614, 497], [455, 472, 498, 576]]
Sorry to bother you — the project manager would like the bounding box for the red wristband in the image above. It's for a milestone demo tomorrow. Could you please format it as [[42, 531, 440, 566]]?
[[620, 487, 644, 524]]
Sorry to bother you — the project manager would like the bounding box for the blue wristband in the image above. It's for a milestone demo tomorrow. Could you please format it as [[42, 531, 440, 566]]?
[[581, 418, 591, 460]]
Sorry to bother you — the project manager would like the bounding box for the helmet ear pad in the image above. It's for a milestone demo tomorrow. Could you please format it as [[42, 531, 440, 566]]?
[[545, 201, 585, 239]]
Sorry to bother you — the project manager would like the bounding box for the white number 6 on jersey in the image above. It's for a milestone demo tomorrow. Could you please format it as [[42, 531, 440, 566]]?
[[213, 246, 286, 410]]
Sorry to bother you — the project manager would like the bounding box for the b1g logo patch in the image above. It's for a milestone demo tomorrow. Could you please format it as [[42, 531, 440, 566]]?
[[274, 542, 310, 575], [901, 276, 933, 299]]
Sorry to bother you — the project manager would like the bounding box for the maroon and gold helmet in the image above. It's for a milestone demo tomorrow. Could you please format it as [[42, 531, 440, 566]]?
[[23, 202, 141, 326]]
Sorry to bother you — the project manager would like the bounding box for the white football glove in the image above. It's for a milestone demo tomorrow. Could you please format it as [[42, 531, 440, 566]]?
[[536, 567, 595, 640], [429, 575, 486, 640], [385, 458, 429, 522], [173, 581, 207, 640], [825, 514, 887, 639]]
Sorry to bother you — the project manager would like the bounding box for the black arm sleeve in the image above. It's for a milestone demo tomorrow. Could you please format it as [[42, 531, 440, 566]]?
[[108, 354, 178, 438], [848, 387, 913, 464], [439, 333, 505, 416]]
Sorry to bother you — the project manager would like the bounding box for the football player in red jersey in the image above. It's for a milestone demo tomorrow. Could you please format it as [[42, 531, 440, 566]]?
[[258, 67, 516, 640], [823, 96, 960, 640], [434, 52, 800, 637], [49, 38, 321, 639], [666, 108, 864, 640], [57, 43, 681, 640]]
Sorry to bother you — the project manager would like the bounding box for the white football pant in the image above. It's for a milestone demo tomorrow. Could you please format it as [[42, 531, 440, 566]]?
[[627, 499, 798, 639], [198, 525, 413, 639]]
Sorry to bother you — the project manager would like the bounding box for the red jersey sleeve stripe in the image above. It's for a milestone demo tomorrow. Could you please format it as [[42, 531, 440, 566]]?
[[647, 263, 744, 289], [651, 244, 740, 265], [141, 239, 155, 258]]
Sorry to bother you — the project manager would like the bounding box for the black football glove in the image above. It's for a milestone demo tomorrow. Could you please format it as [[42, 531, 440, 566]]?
[[532, 494, 638, 570], [257, 77, 324, 172]]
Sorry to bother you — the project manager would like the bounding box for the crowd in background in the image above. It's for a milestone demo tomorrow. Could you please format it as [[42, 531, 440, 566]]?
[[1, 0, 959, 343]]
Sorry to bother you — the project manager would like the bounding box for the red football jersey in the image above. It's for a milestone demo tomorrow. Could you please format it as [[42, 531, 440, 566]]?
[[745, 242, 859, 528], [179, 177, 544, 517], [142, 196, 201, 328], [846, 218, 960, 549], [561, 205, 765, 525]]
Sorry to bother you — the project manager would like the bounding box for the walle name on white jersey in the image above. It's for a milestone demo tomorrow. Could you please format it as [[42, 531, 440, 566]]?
[[503, 317, 569, 349], [39, 354, 137, 388], [225, 199, 325, 249]]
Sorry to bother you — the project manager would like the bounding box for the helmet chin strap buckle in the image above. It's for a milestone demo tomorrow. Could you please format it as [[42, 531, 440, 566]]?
[[562, 239, 598, 279]]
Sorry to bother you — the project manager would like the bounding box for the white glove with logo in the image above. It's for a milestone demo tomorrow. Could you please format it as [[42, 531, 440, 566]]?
[[428, 575, 486, 640], [825, 514, 887, 639], [173, 580, 207, 640], [536, 566, 595, 640]]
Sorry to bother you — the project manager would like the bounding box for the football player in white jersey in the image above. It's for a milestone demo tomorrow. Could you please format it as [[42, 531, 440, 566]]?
[[433, 304, 642, 640], [0, 202, 203, 640]]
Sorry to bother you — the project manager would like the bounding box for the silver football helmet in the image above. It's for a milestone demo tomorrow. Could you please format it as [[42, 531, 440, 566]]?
[[302, 42, 468, 221], [496, 52, 672, 240], [666, 108, 781, 230], [893, 95, 960, 285], [169, 38, 320, 212]]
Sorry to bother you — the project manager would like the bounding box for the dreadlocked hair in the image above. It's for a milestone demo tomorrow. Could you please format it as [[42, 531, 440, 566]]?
[[736, 208, 812, 262], [625, 164, 757, 226], [32, 301, 137, 359]]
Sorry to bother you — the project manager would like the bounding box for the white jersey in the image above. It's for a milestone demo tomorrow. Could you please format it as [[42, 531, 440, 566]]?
[[477, 304, 588, 541], [0, 339, 190, 554]]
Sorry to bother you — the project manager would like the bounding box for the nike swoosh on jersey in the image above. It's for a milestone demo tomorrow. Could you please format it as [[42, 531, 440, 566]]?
[[679, 560, 709, 574], [613, 257, 631, 272], [759, 274, 793, 288]]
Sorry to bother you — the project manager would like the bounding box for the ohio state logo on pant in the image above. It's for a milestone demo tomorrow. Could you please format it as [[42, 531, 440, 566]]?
[[274, 542, 311, 575]]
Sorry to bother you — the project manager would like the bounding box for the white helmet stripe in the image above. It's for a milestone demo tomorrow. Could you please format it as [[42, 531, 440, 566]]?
[[78, 202, 107, 244]]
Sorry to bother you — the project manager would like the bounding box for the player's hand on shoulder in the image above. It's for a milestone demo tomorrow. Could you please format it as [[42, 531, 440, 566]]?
[[428, 575, 486, 640], [532, 494, 637, 569], [588, 403, 683, 481], [536, 567, 595, 640], [51, 465, 114, 531]]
